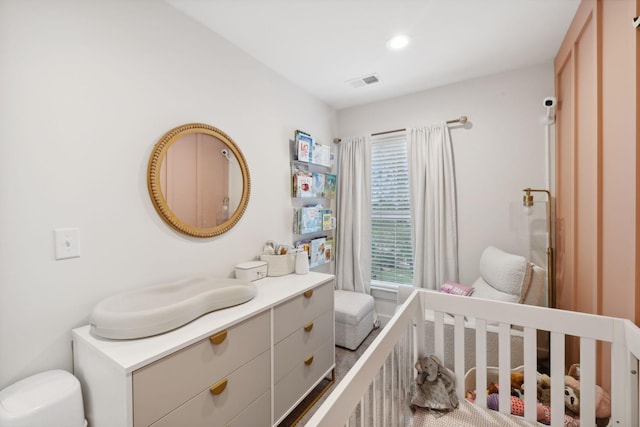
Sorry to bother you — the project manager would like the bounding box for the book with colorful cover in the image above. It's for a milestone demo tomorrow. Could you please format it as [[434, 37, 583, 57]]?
[[298, 206, 323, 234], [296, 132, 313, 163], [309, 236, 327, 267], [312, 172, 325, 197], [294, 172, 313, 197], [324, 173, 336, 198], [291, 162, 308, 195], [322, 209, 333, 231], [324, 237, 334, 263]]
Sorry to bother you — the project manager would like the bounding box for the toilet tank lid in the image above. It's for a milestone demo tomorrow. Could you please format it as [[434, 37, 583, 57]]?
[[0, 370, 79, 414]]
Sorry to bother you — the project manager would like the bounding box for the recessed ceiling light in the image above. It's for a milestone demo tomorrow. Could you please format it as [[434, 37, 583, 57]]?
[[386, 34, 410, 51]]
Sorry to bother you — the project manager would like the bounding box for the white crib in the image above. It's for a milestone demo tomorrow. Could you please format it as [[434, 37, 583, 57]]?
[[306, 289, 640, 427]]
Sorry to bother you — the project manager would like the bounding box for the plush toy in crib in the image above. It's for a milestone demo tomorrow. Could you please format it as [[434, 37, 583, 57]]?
[[564, 364, 611, 427], [563, 380, 580, 419], [410, 355, 459, 417], [535, 372, 581, 426], [537, 374, 552, 407], [510, 371, 525, 397], [467, 366, 611, 427], [534, 366, 611, 427]]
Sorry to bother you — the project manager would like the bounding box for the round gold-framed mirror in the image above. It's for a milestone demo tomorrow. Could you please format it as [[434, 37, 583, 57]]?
[[147, 123, 250, 238]]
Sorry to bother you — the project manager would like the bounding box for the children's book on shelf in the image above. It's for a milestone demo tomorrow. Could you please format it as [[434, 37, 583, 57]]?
[[295, 174, 313, 197], [309, 236, 327, 268], [312, 142, 331, 167], [324, 173, 336, 198], [322, 209, 333, 231], [324, 237, 334, 263], [296, 131, 313, 163], [312, 172, 325, 197], [295, 205, 323, 234], [291, 162, 314, 197]]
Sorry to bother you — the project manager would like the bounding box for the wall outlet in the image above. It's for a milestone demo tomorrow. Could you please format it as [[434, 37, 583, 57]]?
[[54, 228, 80, 260]]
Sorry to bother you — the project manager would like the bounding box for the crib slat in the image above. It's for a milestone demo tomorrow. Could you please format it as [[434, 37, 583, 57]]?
[[373, 374, 378, 427], [454, 314, 465, 400], [391, 348, 396, 427], [475, 319, 488, 408], [579, 338, 596, 425], [399, 330, 407, 427], [629, 357, 639, 427], [523, 327, 538, 423], [617, 320, 636, 426], [382, 360, 387, 426], [434, 310, 445, 361], [550, 332, 565, 427], [498, 322, 511, 415]]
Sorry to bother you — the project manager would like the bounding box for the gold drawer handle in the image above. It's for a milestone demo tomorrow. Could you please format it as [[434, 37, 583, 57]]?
[[303, 289, 314, 298], [209, 330, 227, 345], [304, 322, 314, 332], [304, 355, 314, 366], [210, 378, 228, 395]]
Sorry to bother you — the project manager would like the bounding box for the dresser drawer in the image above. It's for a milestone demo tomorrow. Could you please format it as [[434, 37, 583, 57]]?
[[274, 338, 334, 421], [133, 310, 269, 427], [274, 309, 333, 383], [149, 349, 270, 427], [274, 281, 333, 343], [226, 389, 271, 427]]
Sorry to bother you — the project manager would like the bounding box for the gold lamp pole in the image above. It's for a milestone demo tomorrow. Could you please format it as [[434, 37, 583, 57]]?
[[522, 188, 554, 308]]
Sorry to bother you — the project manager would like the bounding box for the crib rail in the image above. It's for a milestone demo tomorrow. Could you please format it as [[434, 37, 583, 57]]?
[[305, 290, 423, 427], [430, 290, 640, 426], [309, 288, 640, 427]]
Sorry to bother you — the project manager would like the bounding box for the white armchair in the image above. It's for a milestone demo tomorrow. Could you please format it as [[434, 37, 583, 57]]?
[[397, 246, 547, 372]]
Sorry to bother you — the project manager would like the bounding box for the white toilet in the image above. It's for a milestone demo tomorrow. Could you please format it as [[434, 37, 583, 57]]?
[[0, 370, 87, 427]]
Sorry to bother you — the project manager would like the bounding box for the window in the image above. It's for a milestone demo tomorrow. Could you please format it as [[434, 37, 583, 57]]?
[[370, 133, 414, 287]]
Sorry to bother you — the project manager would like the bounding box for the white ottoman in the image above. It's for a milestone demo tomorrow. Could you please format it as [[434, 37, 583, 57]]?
[[334, 290, 375, 350]]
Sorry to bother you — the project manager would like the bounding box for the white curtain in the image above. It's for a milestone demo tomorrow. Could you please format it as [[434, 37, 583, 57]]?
[[408, 124, 459, 289], [335, 136, 371, 294]]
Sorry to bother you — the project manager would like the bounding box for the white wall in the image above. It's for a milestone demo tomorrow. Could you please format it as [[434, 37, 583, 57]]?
[[0, 0, 555, 389], [337, 63, 553, 285], [0, 0, 336, 389]]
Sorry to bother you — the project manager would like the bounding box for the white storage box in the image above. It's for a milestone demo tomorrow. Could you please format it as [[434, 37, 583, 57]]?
[[235, 261, 268, 281], [259, 253, 295, 276]]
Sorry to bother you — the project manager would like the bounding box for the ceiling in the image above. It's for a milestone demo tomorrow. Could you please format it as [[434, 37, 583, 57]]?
[[165, 0, 581, 111]]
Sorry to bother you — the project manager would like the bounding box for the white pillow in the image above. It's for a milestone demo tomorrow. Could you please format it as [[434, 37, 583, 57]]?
[[522, 264, 547, 306], [479, 246, 532, 302], [470, 277, 521, 304]]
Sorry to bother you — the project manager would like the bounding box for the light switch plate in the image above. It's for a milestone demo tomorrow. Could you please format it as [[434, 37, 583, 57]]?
[[54, 228, 80, 260]]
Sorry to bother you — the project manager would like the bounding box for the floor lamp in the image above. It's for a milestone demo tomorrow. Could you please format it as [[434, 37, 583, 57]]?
[[522, 188, 555, 308]]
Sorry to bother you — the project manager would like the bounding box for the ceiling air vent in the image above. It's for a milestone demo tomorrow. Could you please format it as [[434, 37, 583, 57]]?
[[346, 73, 380, 88]]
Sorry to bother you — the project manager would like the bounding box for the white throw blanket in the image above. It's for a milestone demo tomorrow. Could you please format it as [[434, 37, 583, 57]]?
[[410, 400, 538, 427]]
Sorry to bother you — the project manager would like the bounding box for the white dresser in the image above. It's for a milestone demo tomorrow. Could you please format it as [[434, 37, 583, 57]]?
[[72, 272, 335, 427]]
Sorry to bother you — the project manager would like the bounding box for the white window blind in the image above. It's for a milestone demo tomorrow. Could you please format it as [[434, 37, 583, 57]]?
[[370, 133, 414, 286]]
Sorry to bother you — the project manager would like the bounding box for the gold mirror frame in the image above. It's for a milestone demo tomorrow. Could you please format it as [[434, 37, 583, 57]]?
[[147, 123, 251, 238]]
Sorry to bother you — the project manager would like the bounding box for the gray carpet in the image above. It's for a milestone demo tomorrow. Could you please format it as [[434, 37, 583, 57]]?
[[278, 326, 382, 426]]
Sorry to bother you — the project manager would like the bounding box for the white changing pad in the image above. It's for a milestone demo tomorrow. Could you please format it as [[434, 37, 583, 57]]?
[[90, 276, 256, 339], [411, 400, 539, 427]]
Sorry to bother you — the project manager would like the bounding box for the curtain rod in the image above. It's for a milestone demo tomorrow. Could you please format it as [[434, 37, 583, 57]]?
[[332, 115, 468, 144]]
